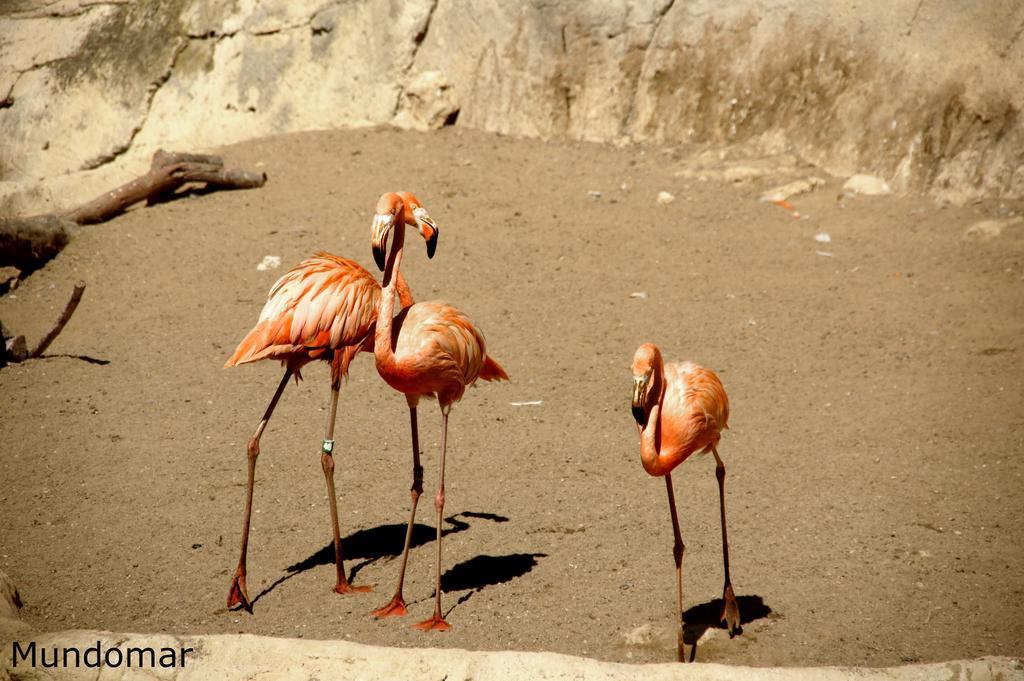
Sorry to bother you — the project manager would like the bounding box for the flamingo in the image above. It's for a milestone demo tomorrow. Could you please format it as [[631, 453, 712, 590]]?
[[630, 342, 740, 662], [367, 191, 508, 631], [224, 192, 439, 612]]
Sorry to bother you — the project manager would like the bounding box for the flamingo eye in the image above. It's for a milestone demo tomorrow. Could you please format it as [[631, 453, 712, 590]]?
[[412, 207, 436, 229]]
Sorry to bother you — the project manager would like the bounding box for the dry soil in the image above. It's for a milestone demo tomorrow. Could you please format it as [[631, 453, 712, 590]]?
[[1, 127, 1022, 667]]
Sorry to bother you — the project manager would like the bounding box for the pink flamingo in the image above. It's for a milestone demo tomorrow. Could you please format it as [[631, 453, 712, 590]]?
[[224, 193, 438, 612], [631, 342, 740, 662], [367, 191, 508, 631]]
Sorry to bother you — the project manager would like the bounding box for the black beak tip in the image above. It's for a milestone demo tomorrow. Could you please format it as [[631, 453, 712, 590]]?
[[373, 246, 386, 272], [426, 231, 438, 259], [632, 404, 646, 426]]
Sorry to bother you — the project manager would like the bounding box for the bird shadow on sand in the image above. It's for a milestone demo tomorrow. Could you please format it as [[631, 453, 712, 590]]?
[[438, 552, 547, 617], [683, 594, 772, 661], [15, 352, 111, 365], [247, 511, 508, 607], [45, 353, 110, 365]]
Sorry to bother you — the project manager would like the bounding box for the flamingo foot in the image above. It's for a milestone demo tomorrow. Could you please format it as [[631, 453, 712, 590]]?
[[413, 614, 451, 632], [227, 568, 252, 612], [335, 581, 373, 595], [371, 595, 408, 618], [721, 582, 741, 636]]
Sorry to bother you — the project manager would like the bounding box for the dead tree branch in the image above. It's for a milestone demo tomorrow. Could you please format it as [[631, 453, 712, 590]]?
[[1, 281, 87, 366], [64, 151, 266, 225], [31, 281, 86, 357], [0, 150, 267, 273]]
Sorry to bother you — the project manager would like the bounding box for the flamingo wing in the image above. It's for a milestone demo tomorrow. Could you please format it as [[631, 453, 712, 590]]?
[[392, 301, 502, 390], [226, 252, 382, 370], [480, 355, 509, 382], [660, 362, 730, 458], [677, 362, 729, 431]]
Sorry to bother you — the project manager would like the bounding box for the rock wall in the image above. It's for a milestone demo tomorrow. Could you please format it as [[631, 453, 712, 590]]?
[[1, 0, 1022, 214]]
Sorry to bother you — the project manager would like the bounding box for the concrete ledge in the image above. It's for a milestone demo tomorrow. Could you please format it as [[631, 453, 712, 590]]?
[[1, 629, 1021, 681]]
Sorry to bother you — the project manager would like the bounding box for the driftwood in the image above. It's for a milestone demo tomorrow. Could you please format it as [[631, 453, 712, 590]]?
[[1, 281, 86, 366], [0, 150, 266, 273], [65, 150, 267, 224], [31, 281, 86, 357], [0, 215, 75, 271]]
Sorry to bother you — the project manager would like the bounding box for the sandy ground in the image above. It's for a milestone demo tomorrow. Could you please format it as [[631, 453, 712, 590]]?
[[0, 127, 1022, 667]]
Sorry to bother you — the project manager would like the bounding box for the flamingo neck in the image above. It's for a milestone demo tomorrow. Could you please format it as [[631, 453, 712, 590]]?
[[395, 271, 414, 308], [639, 356, 670, 476], [374, 218, 406, 374]]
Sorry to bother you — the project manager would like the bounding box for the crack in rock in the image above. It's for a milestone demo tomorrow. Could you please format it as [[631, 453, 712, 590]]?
[[408, 0, 439, 68], [249, 21, 317, 36], [185, 28, 239, 40], [185, 1, 344, 42], [79, 37, 188, 171], [12, 55, 77, 77], [1000, 19, 1024, 57], [92, 635, 129, 680], [308, 0, 344, 34], [1, 73, 20, 105], [10, 0, 128, 20], [233, 0, 348, 38], [622, 0, 677, 136], [392, 0, 440, 118]]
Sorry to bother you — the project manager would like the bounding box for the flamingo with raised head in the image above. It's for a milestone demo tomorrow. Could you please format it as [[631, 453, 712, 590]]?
[[224, 193, 439, 612], [367, 191, 508, 631], [630, 342, 740, 662]]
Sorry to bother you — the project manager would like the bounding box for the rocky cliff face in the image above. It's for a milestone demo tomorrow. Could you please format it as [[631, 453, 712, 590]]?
[[1, 0, 1022, 213]]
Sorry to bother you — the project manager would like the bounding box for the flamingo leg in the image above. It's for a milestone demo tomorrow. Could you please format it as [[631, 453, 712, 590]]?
[[228, 368, 291, 612], [372, 397, 423, 618], [321, 366, 371, 595], [665, 472, 687, 662], [413, 403, 451, 631], [712, 446, 741, 635]]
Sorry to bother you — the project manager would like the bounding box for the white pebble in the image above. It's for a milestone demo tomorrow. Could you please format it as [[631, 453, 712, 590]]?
[[257, 255, 282, 271]]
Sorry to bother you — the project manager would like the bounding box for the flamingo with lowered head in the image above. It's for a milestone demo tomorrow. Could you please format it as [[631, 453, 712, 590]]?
[[224, 192, 438, 612], [631, 342, 740, 662], [367, 191, 508, 631]]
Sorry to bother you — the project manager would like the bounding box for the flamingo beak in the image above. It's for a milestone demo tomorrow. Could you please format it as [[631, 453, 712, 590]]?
[[413, 207, 439, 259], [371, 213, 394, 271], [631, 376, 647, 426], [424, 223, 439, 259]]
